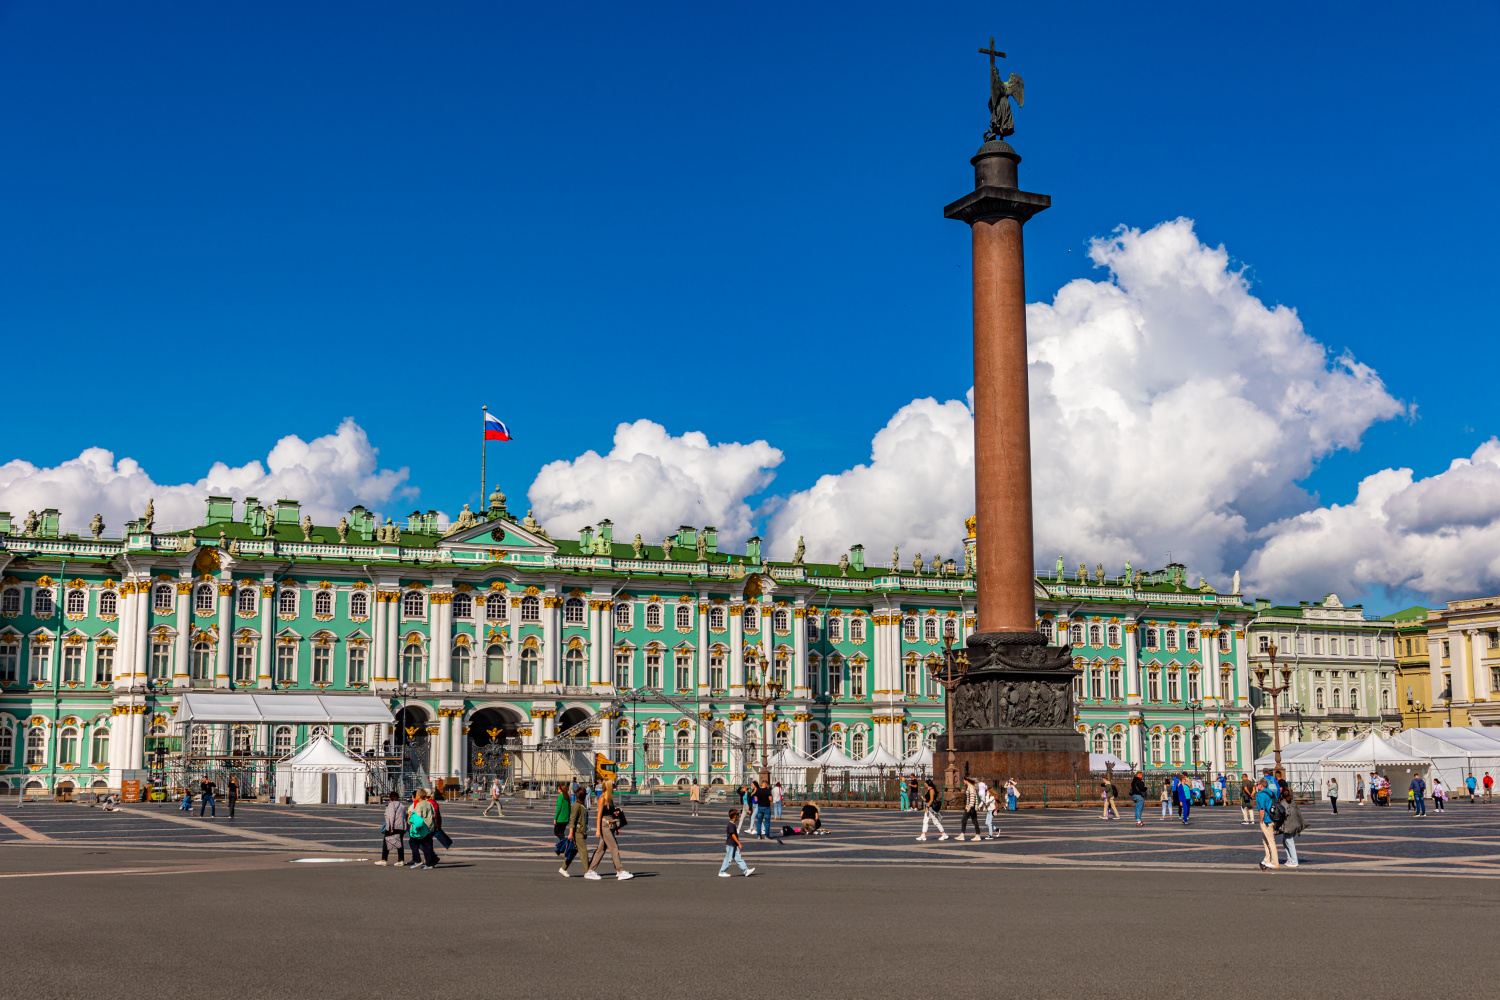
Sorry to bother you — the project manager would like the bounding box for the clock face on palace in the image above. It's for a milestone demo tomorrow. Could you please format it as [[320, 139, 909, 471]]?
[[491, 528, 505, 542]]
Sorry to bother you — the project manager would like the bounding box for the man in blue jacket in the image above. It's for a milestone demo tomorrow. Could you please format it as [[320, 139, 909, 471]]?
[[1410, 775, 1427, 817], [1254, 778, 1280, 870], [1176, 772, 1193, 824]]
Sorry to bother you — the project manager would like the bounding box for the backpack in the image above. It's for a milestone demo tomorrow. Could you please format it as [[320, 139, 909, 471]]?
[[1268, 798, 1287, 826], [611, 805, 628, 831], [408, 810, 430, 839]]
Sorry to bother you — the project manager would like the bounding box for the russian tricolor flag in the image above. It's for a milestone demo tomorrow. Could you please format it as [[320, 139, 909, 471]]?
[[484, 411, 513, 442]]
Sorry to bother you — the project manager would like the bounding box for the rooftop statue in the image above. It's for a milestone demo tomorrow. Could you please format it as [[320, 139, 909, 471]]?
[[337, 517, 349, 544], [23, 510, 39, 537], [300, 514, 314, 542], [632, 533, 645, 559], [446, 504, 479, 536], [891, 546, 899, 572], [793, 536, 805, 565], [1233, 570, 1241, 595], [141, 498, 155, 533], [696, 530, 708, 561], [90, 514, 104, 540], [979, 37, 1025, 142], [1055, 555, 1064, 580]]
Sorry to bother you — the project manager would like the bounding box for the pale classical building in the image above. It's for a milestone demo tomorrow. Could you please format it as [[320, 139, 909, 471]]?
[[1421, 596, 1500, 728]]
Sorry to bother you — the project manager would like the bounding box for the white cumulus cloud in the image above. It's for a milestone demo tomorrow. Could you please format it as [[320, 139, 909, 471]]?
[[0, 418, 414, 535], [527, 419, 783, 547]]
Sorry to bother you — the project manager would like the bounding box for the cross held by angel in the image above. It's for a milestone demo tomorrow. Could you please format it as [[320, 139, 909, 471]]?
[[979, 37, 1024, 142]]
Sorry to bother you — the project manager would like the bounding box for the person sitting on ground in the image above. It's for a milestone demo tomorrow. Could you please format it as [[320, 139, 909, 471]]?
[[799, 800, 822, 834]]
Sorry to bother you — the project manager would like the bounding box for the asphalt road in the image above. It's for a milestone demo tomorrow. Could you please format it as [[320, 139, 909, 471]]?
[[6, 838, 1500, 1000]]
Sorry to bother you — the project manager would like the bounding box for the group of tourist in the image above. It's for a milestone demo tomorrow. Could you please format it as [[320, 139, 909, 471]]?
[[377, 786, 449, 869], [1249, 770, 1306, 870]]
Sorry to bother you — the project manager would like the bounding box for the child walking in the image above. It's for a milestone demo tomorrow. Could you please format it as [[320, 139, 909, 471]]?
[[719, 810, 756, 877]]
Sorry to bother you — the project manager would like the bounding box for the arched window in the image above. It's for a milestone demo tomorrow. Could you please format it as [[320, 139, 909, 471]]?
[[566, 598, 586, 625], [1150, 732, 1163, 765], [743, 606, 759, 632], [520, 595, 541, 622], [232, 725, 252, 755], [1164, 629, 1179, 652], [234, 644, 255, 684], [153, 585, 175, 612], [1315, 687, 1325, 710], [24, 726, 45, 766], [188, 725, 211, 757], [943, 617, 957, 639], [487, 596, 507, 622], [850, 617, 866, 643], [195, 585, 217, 615], [1218, 632, 1231, 653], [1111, 731, 1125, 758], [401, 642, 424, 684], [773, 609, 790, 633], [452, 593, 472, 619], [0, 588, 21, 615], [829, 617, 844, 642], [1349, 688, 1358, 712], [66, 589, 87, 616], [903, 617, 918, 641], [1144, 627, 1159, 649], [644, 728, 663, 765], [1223, 731, 1236, 765], [1107, 624, 1120, 645], [349, 590, 368, 618], [850, 731, 866, 758], [238, 588, 258, 614], [1039, 618, 1054, 642], [1185, 630, 1199, 652], [615, 602, 632, 629], [675, 729, 692, 767], [674, 604, 691, 630], [644, 603, 662, 629], [1331, 688, 1341, 709], [276, 644, 296, 684], [273, 725, 293, 755], [485, 643, 505, 683], [402, 590, 425, 619], [806, 616, 820, 642], [1169, 733, 1183, 765], [830, 728, 844, 749], [191, 642, 213, 680], [98, 590, 117, 617], [1381, 688, 1390, 711], [29, 587, 53, 618], [520, 647, 539, 685], [452, 643, 470, 682], [709, 605, 726, 631], [1088, 624, 1103, 646], [1190, 731, 1201, 763], [91, 727, 109, 765], [59, 727, 80, 765], [924, 618, 938, 641], [277, 589, 297, 617], [345, 726, 364, 753], [347, 644, 366, 685], [711, 732, 727, 766], [1070, 623, 1085, 645], [809, 728, 822, 754], [905, 728, 920, 756], [565, 647, 586, 687], [142, 640, 165, 680], [312, 590, 333, 617]]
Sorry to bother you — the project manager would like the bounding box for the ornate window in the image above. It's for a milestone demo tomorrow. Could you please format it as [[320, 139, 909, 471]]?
[[346, 726, 364, 753], [1164, 629, 1179, 652], [0, 644, 16, 683], [452, 593, 472, 619], [57, 726, 79, 765], [850, 617, 866, 643], [850, 731, 866, 758], [349, 590, 368, 618], [614, 727, 631, 765], [311, 645, 331, 685], [1169, 733, 1183, 765], [1219, 632, 1231, 654], [487, 596, 507, 623], [828, 656, 844, 699], [1221, 673, 1232, 701], [1088, 624, 1103, 646], [924, 618, 938, 641], [277, 589, 297, 617], [0, 588, 20, 615], [273, 725, 293, 755], [348, 645, 367, 685], [151, 585, 174, 612], [452, 643, 470, 682], [743, 606, 759, 632], [773, 608, 790, 633], [25, 726, 46, 766], [1223, 731, 1236, 765], [1185, 630, 1199, 652], [675, 729, 692, 767], [849, 660, 865, 699], [188, 725, 211, 757], [62, 644, 83, 684], [1070, 623, 1085, 645], [711, 732, 727, 766], [1190, 731, 1201, 763], [809, 728, 822, 754], [1039, 617, 1054, 642], [149, 642, 170, 681], [1108, 666, 1121, 701], [943, 617, 957, 639], [806, 617, 820, 642], [1107, 624, 1120, 646], [1258, 634, 1270, 653], [675, 604, 691, 631], [905, 728, 920, 756], [708, 605, 726, 631], [1089, 665, 1103, 700], [904, 657, 919, 696], [673, 652, 691, 692], [1311, 636, 1323, 655], [486, 643, 505, 683], [1150, 732, 1163, 765], [401, 642, 424, 684], [1349, 688, 1358, 712], [1166, 670, 1180, 702], [234, 644, 256, 684], [614, 648, 630, 685], [709, 651, 725, 693], [195, 585, 217, 615], [567, 598, 587, 626], [313, 591, 333, 617], [644, 648, 662, 688], [1331, 688, 1341, 709], [1092, 730, 1105, 753], [773, 648, 790, 689], [238, 588, 258, 614], [903, 617, 918, 642], [644, 603, 662, 630], [277, 644, 297, 684], [520, 646, 539, 685], [65, 589, 86, 616], [191, 642, 213, 681], [1111, 731, 1125, 758], [402, 590, 425, 619], [566, 647, 587, 687], [232, 725, 252, 755], [90, 727, 109, 766], [34, 588, 55, 618], [1144, 627, 1158, 649], [645, 729, 663, 766], [830, 728, 844, 750], [615, 602, 632, 629], [1315, 687, 1325, 710], [1147, 670, 1160, 701], [1187, 670, 1200, 701], [94, 646, 113, 684], [829, 617, 844, 642], [98, 591, 117, 617]]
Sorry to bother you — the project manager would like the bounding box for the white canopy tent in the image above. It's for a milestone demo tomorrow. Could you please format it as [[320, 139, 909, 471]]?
[[1258, 734, 1430, 800], [177, 693, 395, 725], [901, 746, 934, 773], [274, 736, 369, 804], [856, 745, 904, 770], [1391, 728, 1500, 792], [1252, 739, 1345, 788], [1088, 752, 1134, 773], [811, 744, 862, 770]]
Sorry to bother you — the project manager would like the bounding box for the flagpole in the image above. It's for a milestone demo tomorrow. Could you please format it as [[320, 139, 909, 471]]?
[[481, 404, 488, 507]]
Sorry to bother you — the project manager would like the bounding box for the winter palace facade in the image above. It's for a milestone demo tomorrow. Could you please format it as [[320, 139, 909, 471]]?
[[0, 493, 1283, 794]]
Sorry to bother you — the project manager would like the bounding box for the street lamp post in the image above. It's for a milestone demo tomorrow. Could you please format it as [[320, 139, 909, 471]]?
[[1254, 643, 1295, 772], [1185, 699, 1203, 777], [745, 662, 783, 787], [927, 635, 970, 792]]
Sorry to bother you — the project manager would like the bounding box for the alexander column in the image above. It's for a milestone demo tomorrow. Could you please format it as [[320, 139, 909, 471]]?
[[942, 39, 1085, 776]]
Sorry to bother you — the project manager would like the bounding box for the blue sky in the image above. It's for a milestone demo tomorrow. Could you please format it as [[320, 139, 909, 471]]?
[[3, 2, 1497, 610]]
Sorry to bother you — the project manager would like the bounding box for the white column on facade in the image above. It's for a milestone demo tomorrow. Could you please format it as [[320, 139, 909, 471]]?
[[507, 602, 520, 686], [1124, 620, 1141, 703], [258, 581, 274, 687], [729, 602, 745, 695], [588, 600, 602, 685], [1452, 630, 1472, 703], [542, 594, 559, 685], [172, 581, 190, 684], [114, 586, 136, 687], [370, 589, 387, 685], [388, 592, 402, 685], [696, 592, 709, 695], [793, 604, 808, 698], [435, 713, 451, 779], [215, 580, 233, 687], [1470, 629, 1489, 701], [453, 712, 467, 783], [433, 591, 452, 687]]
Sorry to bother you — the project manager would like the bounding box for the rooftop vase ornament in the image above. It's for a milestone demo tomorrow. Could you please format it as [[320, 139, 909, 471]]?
[[300, 515, 313, 542], [337, 517, 349, 544], [89, 514, 104, 540], [632, 534, 645, 558]]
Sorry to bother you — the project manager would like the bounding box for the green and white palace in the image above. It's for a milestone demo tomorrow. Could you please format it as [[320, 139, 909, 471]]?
[[0, 493, 1262, 794]]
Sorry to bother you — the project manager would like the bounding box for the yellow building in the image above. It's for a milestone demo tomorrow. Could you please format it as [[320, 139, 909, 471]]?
[[1381, 606, 1434, 729], [1418, 596, 1500, 728]]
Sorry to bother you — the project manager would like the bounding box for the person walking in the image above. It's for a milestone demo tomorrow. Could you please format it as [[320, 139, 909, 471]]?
[[982, 783, 999, 839], [1278, 782, 1306, 869], [1465, 773, 1478, 804], [226, 777, 238, 821], [740, 783, 756, 833], [1240, 774, 1255, 825], [481, 778, 504, 818], [772, 782, 783, 820], [688, 780, 701, 818], [1326, 777, 1339, 814], [378, 790, 407, 866], [553, 782, 572, 844], [1005, 778, 1019, 812], [957, 777, 980, 840], [559, 784, 588, 876], [915, 778, 948, 841], [1176, 773, 1192, 825], [1100, 778, 1119, 821], [584, 784, 632, 880], [1254, 778, 1280, 870], [899, 780, 911, 811], [407, 789, 438, 869], [1410, 774, 1426, 817], [198, 778, 217, 819], [1161, 779, 1172, 820], [719, 810, 756, 876], [907, 777, 921, 812], [1355, 774, 1365, 805], [1432, 777, 1446, 814], [753, 781, 773, 839], [1129, 770, 1148, 826], [1485, 772, 1494, 803]]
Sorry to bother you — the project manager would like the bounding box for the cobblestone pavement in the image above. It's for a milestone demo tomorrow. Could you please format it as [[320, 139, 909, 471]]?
[[6, 797, 1500, 876]]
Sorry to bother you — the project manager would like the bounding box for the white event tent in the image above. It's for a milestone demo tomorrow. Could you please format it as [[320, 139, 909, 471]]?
[[177, 693, 395, 726], [1088, 752, 1134, 773], [274, 736, 369, 804], [1390, 728, 1500, 791], [1257, 734, 1430, 800]]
